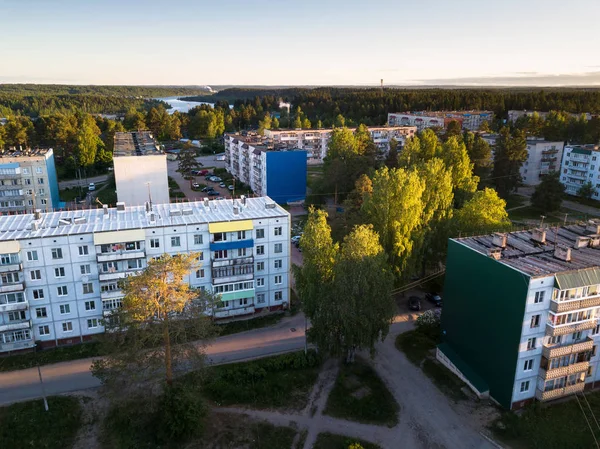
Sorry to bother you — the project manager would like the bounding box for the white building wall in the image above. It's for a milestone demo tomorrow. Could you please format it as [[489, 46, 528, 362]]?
[[560, 146, 600, 200], [520, 140, 564, 186], [114, 154, 169, 206]]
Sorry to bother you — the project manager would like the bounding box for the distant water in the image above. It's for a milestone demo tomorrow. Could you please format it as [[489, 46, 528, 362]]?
[[155, 97, 214, 114]]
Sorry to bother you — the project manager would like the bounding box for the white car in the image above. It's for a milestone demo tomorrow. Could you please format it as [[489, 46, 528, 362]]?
[[88, 182, 96, 191]]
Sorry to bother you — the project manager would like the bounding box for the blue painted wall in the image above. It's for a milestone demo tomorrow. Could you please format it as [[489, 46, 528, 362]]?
[[265, 151, 307, 204], [45, 150, 62, 209]]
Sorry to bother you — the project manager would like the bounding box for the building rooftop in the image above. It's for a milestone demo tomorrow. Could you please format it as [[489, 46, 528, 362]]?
[[454, 222, 600, 277], [113, 131, 162, 157], [0, 197, 287, 242], [566, 144, 600, 154], [0, 147, 53, 159]]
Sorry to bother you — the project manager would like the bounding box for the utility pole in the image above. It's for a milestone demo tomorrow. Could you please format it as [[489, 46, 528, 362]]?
[[37, 364, 49, 411]]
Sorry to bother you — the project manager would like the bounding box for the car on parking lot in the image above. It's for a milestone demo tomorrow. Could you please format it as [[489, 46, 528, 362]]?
[[207, 191, 219, 196], [201, 186, 212, 192], [199, 170, 209, 176], [88, 182, 95, 191], [209, 176, 222, 182], [408, 296, 421, 311], [219, 182, 226, 188], [425, 292, 443, 307], [192, 182, 201, 189], [228, 185, 234, 191]]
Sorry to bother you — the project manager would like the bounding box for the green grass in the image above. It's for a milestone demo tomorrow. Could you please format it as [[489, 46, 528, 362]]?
[[493, 392, 600, 449], [0, 396, 82, 449], [217, 313, 284, 337], [245, 422, 297, 449], [197, 350, 322, 410], [564, 194, 600, 208], [313, 432, 381, 449], [395, 329, 438, 365], [422, 359, 467, 401], [0, 341, 102, 372], [504, 194, 526, 209], [324, 360, 399, 426], [95, 176, 117, 206], [59, 187, 81, 202]]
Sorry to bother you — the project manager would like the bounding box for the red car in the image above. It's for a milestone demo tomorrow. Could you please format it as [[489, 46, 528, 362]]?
[[199, 170, 209, 176]]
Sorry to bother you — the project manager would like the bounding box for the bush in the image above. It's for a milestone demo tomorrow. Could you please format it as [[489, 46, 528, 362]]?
[[156, 383, 206, 443], [415, 309, 441, 339]]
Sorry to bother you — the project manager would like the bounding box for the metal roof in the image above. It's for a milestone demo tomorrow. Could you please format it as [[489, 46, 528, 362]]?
[[0, 197, 287, 242], [555, 268, 600, 290]]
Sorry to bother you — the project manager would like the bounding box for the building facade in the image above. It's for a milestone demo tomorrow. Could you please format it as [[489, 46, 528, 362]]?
[[224, 135, 307, 204], [388, 111, 494, 131], [559, 145, 600, 200], [0, 148, 60, 213], [113, 132, 169, 206], [507, 110, 594, 123], [521, 139, 564, 186], [438, 223, 600, 409], [0, 197, 290, 354]]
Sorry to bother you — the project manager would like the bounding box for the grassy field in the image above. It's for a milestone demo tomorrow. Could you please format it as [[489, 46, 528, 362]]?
[[0, 341, 102, 372], [508, 205, 589, 224], [217, 313, 284, 336], [313, 432, 381, 449], [0, 396, 82, 449], [493, 392, 600, 449], [324, 360, 399, 426]]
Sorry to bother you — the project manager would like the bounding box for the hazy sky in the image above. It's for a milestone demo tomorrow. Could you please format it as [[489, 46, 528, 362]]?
[[1, 0, 599, 86]]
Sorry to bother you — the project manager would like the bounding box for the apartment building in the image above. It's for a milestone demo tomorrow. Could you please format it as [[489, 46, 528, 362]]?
[[262, 126, 416, 164], [521, 139, 564, 186], [388, 111, 494, 131], [0, 148, 60, 213], [113, 132, 169, 206], [224, 135, 306, 204], [0, 197, 290, 354], [438, 222, 600, 409], [508, 110, 594, 123], [559, 145, 600, 200]]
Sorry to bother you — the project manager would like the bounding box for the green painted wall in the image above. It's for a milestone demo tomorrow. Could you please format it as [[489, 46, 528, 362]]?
[[441, 240, 530, 408]]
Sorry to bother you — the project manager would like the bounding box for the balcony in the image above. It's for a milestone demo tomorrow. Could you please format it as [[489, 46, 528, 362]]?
[[0, 338, 35, 353], [543, 337, 594, 359], [0, 301, 28, 312], [97, 250, 145, 262], [100, 290, 124, 300], [551, 295, 600, 313], [214, 305, 255, 319], [0, 282, 24, 294], [545, 320, 597, 336], [536, 382, 585, 401], [212, 256, 254, 268], [99, 269, 142, 282], [539, 361, 589, 380], [212, 272, 254, 285], [0, 263, 22, 273], [567, 172, 587, 180], [0, 320, 31, 333]]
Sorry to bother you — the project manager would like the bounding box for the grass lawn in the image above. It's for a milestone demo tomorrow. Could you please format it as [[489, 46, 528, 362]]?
[[198, 350, 322, 410], [0, 341, 102, 372], [217, 313, 284, 337], [59, 187, 81, 202], [95, 176, 117, 206], [564, 194, 600, 208], [313, 432, 381, 449], [493, 392, 600, 449], [504, 194, 526, 209], [396, 329, 467, 401], [0, 396, 82, 449], [324, 360, 399, 426]]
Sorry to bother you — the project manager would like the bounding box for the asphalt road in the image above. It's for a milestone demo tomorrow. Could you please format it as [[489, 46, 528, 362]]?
[[0, 313, 307, 406]]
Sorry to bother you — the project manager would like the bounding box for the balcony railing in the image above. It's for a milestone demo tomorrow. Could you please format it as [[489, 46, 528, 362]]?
[[545, 320, 597, 336], [212, 272, 254, 285], [551, 295, 600, 313], [211, 256, 254, 267], [535, 381, 585, 401], [539, 361, 589, 380], [0, 263, 22, 274], [0, 301, 28, 312], [0, 282, 24, 294], [99, 269, 142, 282], [100, 290, 124, 300], [97, 250, 145, 262], [543, 337, 594, 359], [0, 338, 35, 353], [214, 305, 255, 319]]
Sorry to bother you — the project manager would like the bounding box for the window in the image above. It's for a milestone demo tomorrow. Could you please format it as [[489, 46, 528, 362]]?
[[239, 298, 249, 306], [1, 272, 19, 284], [274, 291, 283, 301], [83, 283, 94, 294], [256, 293, 266, 304], [274, 259, 282, 269], [37, 178, 44, 184], [573, 331, 583, 341], [523, 359, 534, 371], [256, 245, 265, 255], [38, 188, 45, 195], [59, 304, 70, 314], [51, 248, 63, 259], [85, 300, 95, 310], [8, 311, 26, 321], [274, 243, 282, 253], [588, 367, 594, 378], [80, 264, 91, 275], [23, 168, 29, 174], [127, 259, 142, 270], [196, 269, 205, 278], [256, 278, 265, 287], [257, 261, 264, 271], [520, 381, 530, 393], [32, 289, 44, 300], [36, 167, 43, 174], [194, 234, 203, 245], [530, 314, 541, 328], [237, 248, 247, 257], [62, 322, 73, 332], [54, 267, 65, 278], [256, 228, 265, 239], [150, 238, 160, 248], [214, 250, 228, 259], [78, 245, 89, 256], [549, 335, 562, 344], [274, 275, 282, 284], [39, 325, 50, 336], [237, 231, 246, 240], [198, 252, 204, 261], [35, 307, 47, 318], [57, 286, 68, 297], [534, 291, 545, 303], [87, 319, 98, 329], [526, 337, 537, 350], [26, 250, 38, 261], [171, 236, 181, 247], [213, 232, 227, 242], [30, 270, 41, 280], [593, 324, 600, 336], [274, 226, 282, 236]]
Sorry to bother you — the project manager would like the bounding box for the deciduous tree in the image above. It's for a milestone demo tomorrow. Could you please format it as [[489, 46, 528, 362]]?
[[454, 188, 510, 234], [492, 127, 527, 198], [577, 181, 597, 200], [531, 172, 565, 212], [75, 114, 102, 167]]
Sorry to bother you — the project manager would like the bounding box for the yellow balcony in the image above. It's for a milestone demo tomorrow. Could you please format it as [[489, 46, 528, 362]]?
[[543, 337, 594, 359]]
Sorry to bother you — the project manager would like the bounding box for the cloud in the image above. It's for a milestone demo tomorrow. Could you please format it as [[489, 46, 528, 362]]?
[[412, 71, 600, 87]]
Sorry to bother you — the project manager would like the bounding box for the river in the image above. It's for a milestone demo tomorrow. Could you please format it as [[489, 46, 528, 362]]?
[[155, 96, 214, 114]]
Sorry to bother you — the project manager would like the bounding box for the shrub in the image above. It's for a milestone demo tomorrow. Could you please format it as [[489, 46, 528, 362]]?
[[156, 383, 206, 443]]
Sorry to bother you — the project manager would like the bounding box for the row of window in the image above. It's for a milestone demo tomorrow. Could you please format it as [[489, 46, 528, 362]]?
[[218, 291, 283, 308], [37, 318, 99, 336], [34, 300, 97, 318]]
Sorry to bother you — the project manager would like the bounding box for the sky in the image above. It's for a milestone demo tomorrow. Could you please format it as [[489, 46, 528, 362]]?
[[1, 0, 600, 87]]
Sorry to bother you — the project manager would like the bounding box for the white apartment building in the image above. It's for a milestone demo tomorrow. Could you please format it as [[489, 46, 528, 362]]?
[[521, 139, 564, 186], [0, 148, 60, 213], [0, 197, 290, 353], [388, 111, 494, 131], [508, 110, 594, 123], [440, 222, 600, 409], [559, 145, 600, 200], [113, 132, 169, 206], [262, 126, 416, 164]]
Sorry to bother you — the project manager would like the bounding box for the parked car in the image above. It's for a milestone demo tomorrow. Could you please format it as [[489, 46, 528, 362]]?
[[408, 296, 421, 311], [228, 185, 234, 191], [88, 182, 95, 191], [291, 235, 301, 244], [219, 182, 226, 188], [210, 176, 222, 182], [207, 191, 219, 196], [201, 186, 212, 192], [199, 170, 209, 176], [426, 292, 443, 307], [192, 182, 201, 189]]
